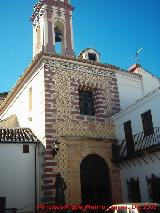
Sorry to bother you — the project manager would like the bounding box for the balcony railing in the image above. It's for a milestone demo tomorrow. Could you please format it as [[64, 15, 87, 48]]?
[[112, 127, 160, 162]]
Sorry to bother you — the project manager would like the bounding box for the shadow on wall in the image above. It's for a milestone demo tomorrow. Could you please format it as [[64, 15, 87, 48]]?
[[0, 114, 20, 128]]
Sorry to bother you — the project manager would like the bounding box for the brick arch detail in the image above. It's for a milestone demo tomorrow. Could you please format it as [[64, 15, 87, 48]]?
[[70, 79, 107, 123], [68, 140, 123, 204]]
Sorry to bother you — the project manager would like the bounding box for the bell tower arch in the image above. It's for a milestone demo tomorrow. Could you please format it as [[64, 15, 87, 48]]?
[[54, 20, 65, 55], [31, 0, 74, 58]]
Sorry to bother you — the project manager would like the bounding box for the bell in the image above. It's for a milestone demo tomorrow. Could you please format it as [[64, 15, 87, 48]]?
[[55, 32, 62, 42]]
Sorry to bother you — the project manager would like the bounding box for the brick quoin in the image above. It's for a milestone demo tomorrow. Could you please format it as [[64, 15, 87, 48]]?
[[44, 140, 55, 144], [45, 94, 52, 98], [94, 107, 106, 112], [44, 156, 53, 161], [46, 145, 52, 149], [96, 114, 106, 119], [95, 110, 105, 114], [112, 98, 120, 102], [45, 89, 55, 93], [94, 101, 104, 105], [45, 118, 56, 123], [110, 75, 120, 114], [45, 128, 56, 134], [44, 80, 52, 84], [70, 92, 78, 96], [45, 124, 53, 128], [112, 90, 119, 94], [41, 64, 58, 204], [44, 150, 53, 155], [71, 100, 79, 105], [96, 118, 105, 122], [113, 95, 119, 99], [41, 197, 55, 203], [41, 185, 55, 191], [42, 162, 57, 167], [74, 106, 80, 110], [43, 179, 53, 184], [41, 174, 56, 179], [44, 191, 54, 196], [44, 168, 53, 173]]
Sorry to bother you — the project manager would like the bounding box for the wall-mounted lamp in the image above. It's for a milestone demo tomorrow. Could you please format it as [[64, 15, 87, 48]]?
[[52, 140, 60, 157]]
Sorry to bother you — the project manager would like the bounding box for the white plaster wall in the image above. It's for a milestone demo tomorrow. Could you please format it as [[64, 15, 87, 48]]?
[[113, 91, 160, 141], [116, 68, 160, 111], [116, 72, 143, 110], [140, 69, 160, 95], [112, 90, 160, 202], [33, 26, 36, 58], [0, 65, 45, 143], [33, 6, 46, 58], [120, 153, 160, 202], [0, 143, 40, 212]]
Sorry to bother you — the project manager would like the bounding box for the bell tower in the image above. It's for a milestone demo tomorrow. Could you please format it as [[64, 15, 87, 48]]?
[[31, 0, 74, 58]]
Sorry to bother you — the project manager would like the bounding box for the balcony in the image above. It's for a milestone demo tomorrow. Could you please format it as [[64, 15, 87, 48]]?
[[112, 127, 160, 162]]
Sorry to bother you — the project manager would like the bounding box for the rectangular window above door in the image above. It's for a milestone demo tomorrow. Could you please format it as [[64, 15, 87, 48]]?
[[141, 110, 154, 137], [0, 197, 6, 211], [79, 90, 95, 116], [124, 120, 135, 155]]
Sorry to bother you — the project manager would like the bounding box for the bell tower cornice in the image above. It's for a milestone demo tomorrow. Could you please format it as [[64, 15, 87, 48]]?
[[30, 0, 74, 23]]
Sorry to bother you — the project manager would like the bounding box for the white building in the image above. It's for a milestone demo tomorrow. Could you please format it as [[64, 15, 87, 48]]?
[[0, 0, 160, 210], [0, 128, 41, 212], [116, 64, 160, 110], [112, 82, 160, 203]]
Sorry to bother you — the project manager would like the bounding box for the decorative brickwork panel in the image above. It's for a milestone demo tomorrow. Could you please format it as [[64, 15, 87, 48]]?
[[41, 64, 58, 203], [55, 137, 70, 203], [110, 76, 121, 114], [42, 58, 121, 203]]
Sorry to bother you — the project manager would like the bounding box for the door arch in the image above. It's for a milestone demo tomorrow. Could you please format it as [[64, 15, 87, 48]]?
[[80, 154, 112, 205]]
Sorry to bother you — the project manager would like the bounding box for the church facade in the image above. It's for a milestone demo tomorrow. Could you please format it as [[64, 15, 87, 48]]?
[[0, 0, 123, 208], [1, 0, 160, 211]]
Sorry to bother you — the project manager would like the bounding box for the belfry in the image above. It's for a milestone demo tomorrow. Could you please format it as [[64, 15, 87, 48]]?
[[31, 0, 74, 57]]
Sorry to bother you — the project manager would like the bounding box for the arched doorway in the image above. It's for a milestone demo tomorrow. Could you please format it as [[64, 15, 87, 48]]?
[[80, 154, 112, 205]]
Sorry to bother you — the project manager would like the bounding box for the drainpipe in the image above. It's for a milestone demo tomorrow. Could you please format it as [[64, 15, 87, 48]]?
[[35, 143, 37, 213]]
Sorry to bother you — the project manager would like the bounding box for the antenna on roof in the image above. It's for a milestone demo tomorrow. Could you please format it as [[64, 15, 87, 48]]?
[[135, 48, 143, 64]]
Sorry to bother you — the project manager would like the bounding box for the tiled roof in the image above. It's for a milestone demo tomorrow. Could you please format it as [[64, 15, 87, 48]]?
[[136, 87, 160, 104], [0, 128, 39, 143], [0, 92, 9, 97]]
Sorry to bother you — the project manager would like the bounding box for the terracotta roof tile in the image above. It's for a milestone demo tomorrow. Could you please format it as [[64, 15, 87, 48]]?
[[0, 128, 39, 143]]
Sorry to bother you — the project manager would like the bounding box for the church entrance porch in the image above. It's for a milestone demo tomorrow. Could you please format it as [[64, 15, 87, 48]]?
[[65, 139, 122, 205], [80, 154, 112, 205]]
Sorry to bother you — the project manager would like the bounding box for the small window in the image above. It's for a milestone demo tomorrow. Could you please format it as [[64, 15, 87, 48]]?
[[127, 178, 141, 202], [124, 121, 135, 154], [88, 53, 97, 61], [147, 175, 160, 203], [79, 91, 95, 116], [29, 87, 32, 112], [23, 144, 29, 153], [141, 110, 154, 137], [0, 197, 6, 211]]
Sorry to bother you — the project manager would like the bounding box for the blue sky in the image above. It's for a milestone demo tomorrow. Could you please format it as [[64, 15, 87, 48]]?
[[0, 0, 160, 92]]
